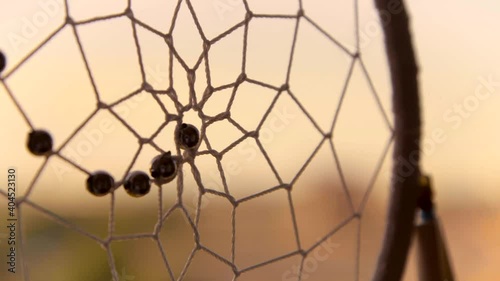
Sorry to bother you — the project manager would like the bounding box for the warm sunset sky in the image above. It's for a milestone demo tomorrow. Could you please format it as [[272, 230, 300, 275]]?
[[0, 2, 499, 281], [0, 0, 498, 209]]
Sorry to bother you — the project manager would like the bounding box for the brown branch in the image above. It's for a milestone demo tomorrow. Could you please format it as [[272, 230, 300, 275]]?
[[371, 0, 422, 281]]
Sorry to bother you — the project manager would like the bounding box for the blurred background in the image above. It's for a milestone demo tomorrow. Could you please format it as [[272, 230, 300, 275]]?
[[0, 0, 499, 280]]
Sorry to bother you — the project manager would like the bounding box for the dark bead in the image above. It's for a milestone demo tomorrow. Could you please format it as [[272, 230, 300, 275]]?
[[124, 171, 151, 197], [150, 151, 177, 184], [177, 123, 200, 150], [86, 171, 114, 196], [0, 51, 5, 73], [27, 130, 53, 156]]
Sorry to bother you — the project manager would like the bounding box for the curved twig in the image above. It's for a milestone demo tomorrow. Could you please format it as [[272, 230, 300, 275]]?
[[372, 0, 422, 281]]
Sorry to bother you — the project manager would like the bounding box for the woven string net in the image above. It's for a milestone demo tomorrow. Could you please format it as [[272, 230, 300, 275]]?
[[0, 0, 395, 280]]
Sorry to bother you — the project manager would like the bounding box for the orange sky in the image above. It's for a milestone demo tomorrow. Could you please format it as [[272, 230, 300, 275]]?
[[0, 0, 499, 209], [0, 2, 499, 281]]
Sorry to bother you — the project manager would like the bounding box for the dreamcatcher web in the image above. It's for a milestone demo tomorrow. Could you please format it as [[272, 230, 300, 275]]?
[[0, 0, 395, 280]]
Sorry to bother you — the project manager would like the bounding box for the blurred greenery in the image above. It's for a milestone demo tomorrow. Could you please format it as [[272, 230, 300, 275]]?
[[0, 210, 186, 281]]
